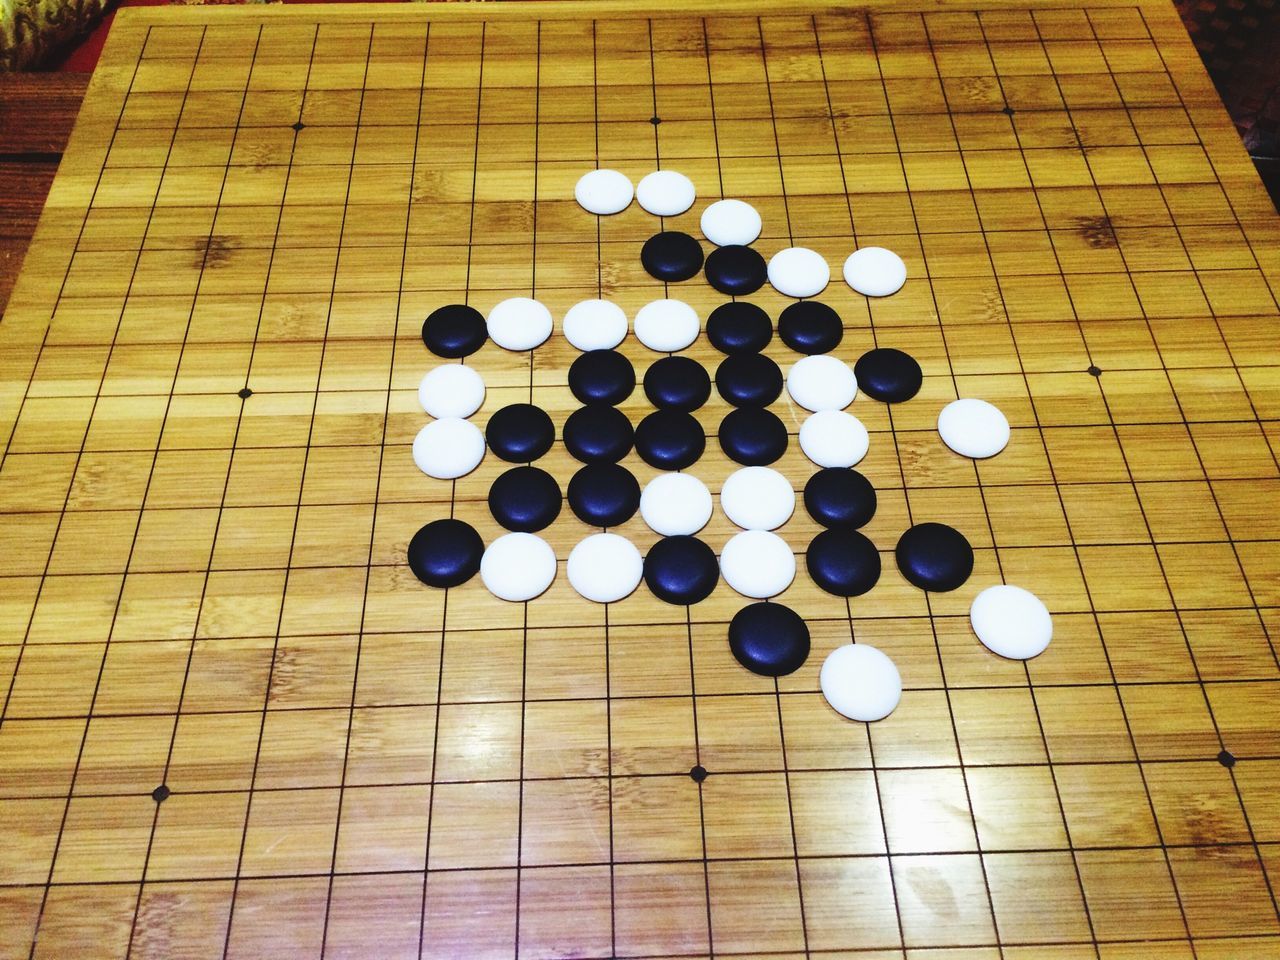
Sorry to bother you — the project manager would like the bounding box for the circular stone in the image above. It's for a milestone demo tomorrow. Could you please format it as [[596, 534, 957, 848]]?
[[567, 463, 640, 528], [563, 404, 634, 464], [767, 247, 830, 299], [804, 468, 877, 529], [896, 522, 974, 592], [787, 354, 858, 412], [938, 398, 1010, 459], [715, 353, 783, 408], [704, 245, 767, 296], [487, 298, 553, 352], [636, 170, 696, 216], [799, 410, 869, 468], [422, 304, 487, 358], [480, 532, 557, 602], [643, 535, 719, 605], [644, 356, 711, 412], [567, 533, 644, 603], [720, 530, 796, 599], [720, 466, 795, 530], [778, 301, 842, 355], [700, 199, 762, 247], [855, 348, 922, 404], [419, 364, 485, 419], [569, 349, 635, 406], [488, 465, 562, 532], [575, 168, 634, 215], [640, 472, 713, 537], [807, 528, 881, 597], [634, 410, 705, 470], [970, 584, 1053, 660], [728, 602, 810, 676], [641, 231, 705, 283], [707, 301, 772, 355], [843, 246, 907, 297], [634, 299, 700, 353], [485, 403, 555, 463], [407, 518, 484, 588], [820, 644, 901, 722], [562, 299, 627, 352], [413, 418, 485, 479], [718, 407, 788, 466]]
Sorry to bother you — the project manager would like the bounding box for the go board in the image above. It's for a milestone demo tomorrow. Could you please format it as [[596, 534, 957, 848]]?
[[3, 0, 1280, 956]]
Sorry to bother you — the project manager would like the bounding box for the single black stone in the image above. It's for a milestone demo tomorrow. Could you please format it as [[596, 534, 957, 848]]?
[[488, 466, 562, 532], [715, 353, 783, 408], [567, 463, 640, 528], [1001, 105, 1015, 116], [718, 407, 788, 466], [854, 347, 923, 404], [237, 387, 253, 399], [151, 784, 171, 803], [569, 349, 636, 406], [728, 602, 811, 677], [650, 116, 663, 125], [644, 356, 711, 412], [643, 535, 719, 605], [807, 528, 881, 597], [804, 468, 877, 529], [778, 301, 843, 354], [689, 764, 708, 782], [291, 120, 305, 131], [1087, 365, 1102, 377], [707, 301, 772, 355], [641, 231, 704, 283], [1218, 749, 1236, 768], [895, 522, 974, 592], [407, 517, 485, 588], [485, 403, 555, 463], [634, 409, 705, 470], [704, 245, 767, 296], [563, 403, 634, 464], [422, 304, 487, 358]]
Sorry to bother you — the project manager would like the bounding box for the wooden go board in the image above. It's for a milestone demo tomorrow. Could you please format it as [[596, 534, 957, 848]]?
[[2, 0, 1280, 956]]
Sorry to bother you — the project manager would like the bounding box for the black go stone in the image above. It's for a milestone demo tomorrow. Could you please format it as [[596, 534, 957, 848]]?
[[895, 522, 974, 592], [704, 244, 767, 296], [643, 535, 720, 605], [728, 602, 811, 677], [567, 463, 641, 528], [563, 403, 634, 464], [854, 347, 923, 404], [689, 764, 708, 782], [151, 784, 171, 803], [715, 353, 783, 408], [707, 301, 772, 355], [634, 409, 705, 470], [641, 231, 704, 282], [485, 403, 555, 463], [422, 303, 487, 358], [237, 387, 253, 400], [489, 466, 562, 532], [807, 528, 881, 597], [803, 467, 877, 529], [718, 407, 788, 466], [407, 518, 485, 588], [569, 349, 635, 406], [778, 301, 842, 354], [644, 356, 711, 412]]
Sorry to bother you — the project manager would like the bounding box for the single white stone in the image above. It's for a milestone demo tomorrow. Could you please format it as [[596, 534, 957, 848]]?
[[562, 299, 627, 351], [700, 199, 762, 247], [843, 246, 907, 297], [412, 418, 485, 479], [767, 247, 830, 299], [938, 398, 1010, 459], [640, 472, 712, 536], [567, 533, 644, 603], [575, 169, 634, 215], [787, 354, 858, 412], [820, 643, 902, 722], [487, 298, 553, 352], [970, 584, 1053, 660], [480, 532, 557, 602], [720, 466, 795, 531], [418, 364, 485, 419], [634, 299, 699, 353], [720, 530, 796, 598], [799, 410, 869, 468], [637, 170, 696, 217]]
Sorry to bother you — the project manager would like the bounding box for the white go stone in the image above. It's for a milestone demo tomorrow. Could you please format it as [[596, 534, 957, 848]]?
[[787, 354, 858, 412], [636, 170, 696, 216], [970, 584, 1053, 660], [562, 299, 628, 351], [640, 473, 713, 537], [767, 247, 830, 299], [799, 410, 869, 468], [842, 246, 907, 297], [487, 297, 552, 352], [575, 168, 634, 215], [937, 398, 1010, 458], [720, 466, 795, 531], [412, 418, 485, 480], [700, 198, 762, 246], [720, 530, 796, 599], [567, 533, 644, 603], [480, 532, 557, 602], [820, 643, 902, 722], [418, 364, 485, 419], [634, 299, 700, 353]]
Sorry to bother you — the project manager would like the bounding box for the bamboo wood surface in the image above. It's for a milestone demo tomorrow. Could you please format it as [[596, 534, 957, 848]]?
[[2, 2, 1279, 958]]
